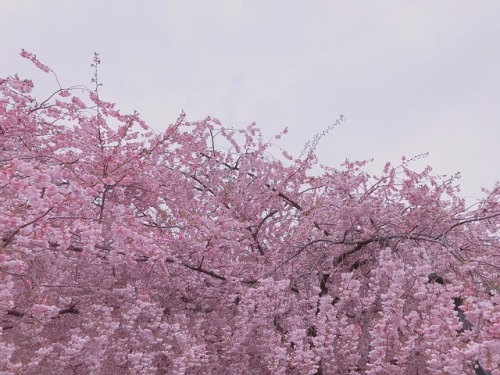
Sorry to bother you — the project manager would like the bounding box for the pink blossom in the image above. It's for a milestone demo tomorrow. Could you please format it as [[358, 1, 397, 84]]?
[[31, 304, 56, 320], [19, 49, 50, 73]]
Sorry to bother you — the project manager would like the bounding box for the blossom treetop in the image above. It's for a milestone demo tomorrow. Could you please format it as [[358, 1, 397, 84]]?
[[1, 52, 498, 374]]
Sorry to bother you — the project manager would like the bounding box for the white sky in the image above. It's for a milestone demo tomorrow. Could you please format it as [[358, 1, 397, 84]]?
[[1, 1, 499, 201]]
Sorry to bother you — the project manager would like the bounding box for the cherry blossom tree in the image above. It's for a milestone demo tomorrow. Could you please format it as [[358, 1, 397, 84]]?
[[1, 52, 499, 375]]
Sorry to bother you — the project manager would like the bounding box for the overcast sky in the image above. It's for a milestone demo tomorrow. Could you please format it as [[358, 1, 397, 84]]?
[[1, 1, 499, 202]]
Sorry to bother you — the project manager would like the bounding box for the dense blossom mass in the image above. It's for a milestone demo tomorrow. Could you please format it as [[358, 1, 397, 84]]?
[[1, 52, 499, 374]]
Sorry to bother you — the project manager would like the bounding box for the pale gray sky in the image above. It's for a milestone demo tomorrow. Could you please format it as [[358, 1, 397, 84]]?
[[1, 1, 499, 201]]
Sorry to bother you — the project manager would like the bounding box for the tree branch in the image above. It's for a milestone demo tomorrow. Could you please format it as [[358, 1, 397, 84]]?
[[3, 207, 54, 247]]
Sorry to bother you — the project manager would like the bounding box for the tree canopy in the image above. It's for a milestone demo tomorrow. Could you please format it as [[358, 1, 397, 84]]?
[[1, 52, 499, 374]]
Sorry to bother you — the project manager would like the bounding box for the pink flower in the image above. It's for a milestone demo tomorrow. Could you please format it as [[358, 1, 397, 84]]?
[[31, 304, 55, 319], [59, 89, 71, 97], [19, 49, 50, 73]]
